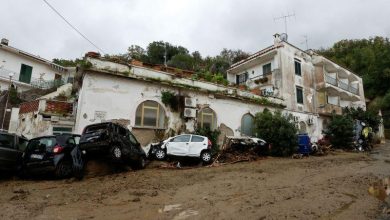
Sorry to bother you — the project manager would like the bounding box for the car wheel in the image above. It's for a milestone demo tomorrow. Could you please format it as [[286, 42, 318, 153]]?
[[200, 151, 212, 164], [55, 160, 72, 178], [155, 148, 166, 160], [111, 146, 122, 161], [132, 156, 146, 170]]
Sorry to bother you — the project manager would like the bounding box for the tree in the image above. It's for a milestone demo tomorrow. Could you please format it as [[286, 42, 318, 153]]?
[[253, 109, 298, 157], [146, 41, 190, 65], [167, 53, 195, 70], [324, 114, 354, 149], [127, 45, 147, 62], [343, 107, 382, 132]]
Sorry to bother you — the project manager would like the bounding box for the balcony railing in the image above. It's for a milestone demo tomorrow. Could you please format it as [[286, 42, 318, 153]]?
[[30, 78, 65, 89], [338, 80, 349, 91], [349, 85, 359, 95], [325, 74, 337, 86]]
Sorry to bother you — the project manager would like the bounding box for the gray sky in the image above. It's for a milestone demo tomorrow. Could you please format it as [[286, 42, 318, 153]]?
[[1, 0, 389, 60]]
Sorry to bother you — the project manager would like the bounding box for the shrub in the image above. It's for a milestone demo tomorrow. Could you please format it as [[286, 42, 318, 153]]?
[[343, 107, 381, 132], [161, 90, 178, 111], [324, 114, 354, 149], [253, 109, 298, 157]]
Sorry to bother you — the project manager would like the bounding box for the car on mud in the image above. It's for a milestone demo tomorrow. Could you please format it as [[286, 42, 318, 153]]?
[[150, 134, 213, 164], [79, 122, 146, 169], [22, 134, 83, 179], [0, 132, 28, 172]]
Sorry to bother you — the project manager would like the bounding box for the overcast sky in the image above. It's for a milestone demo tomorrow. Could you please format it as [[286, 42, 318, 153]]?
[[1, 0, 389, 60]]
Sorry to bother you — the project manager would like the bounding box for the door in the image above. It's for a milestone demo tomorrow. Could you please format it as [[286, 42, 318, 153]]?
[[0, 134, 17, 169], [19, 64, 33, 84], [166, 135, 191, 156], [188, 135, 207, 157]]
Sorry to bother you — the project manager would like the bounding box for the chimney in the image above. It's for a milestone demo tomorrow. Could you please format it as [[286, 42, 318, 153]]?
[[273, 33, 281, 46], [1, 38, 9, 46]]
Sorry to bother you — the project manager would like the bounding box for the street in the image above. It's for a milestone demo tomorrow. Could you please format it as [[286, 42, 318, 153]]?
[[1, 142, 389, 220]]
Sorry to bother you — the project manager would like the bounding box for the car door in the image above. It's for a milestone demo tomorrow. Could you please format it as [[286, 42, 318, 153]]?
[[0, 134, 17, 169], [166, 135, 191, 156], [188, 135, 207, 157]]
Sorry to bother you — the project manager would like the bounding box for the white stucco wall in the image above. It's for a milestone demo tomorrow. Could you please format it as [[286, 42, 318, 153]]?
[[75, 72, 323, 142], [0, 47, 66, 91]]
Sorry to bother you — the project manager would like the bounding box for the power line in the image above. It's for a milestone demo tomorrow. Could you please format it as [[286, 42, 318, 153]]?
[[42, 0, 105, 54]]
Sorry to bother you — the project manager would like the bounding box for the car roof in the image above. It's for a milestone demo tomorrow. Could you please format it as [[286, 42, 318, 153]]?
[[30, 134, 80, 140]]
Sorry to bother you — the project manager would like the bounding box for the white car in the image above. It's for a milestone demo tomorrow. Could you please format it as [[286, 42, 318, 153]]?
[[153, 134, 213, 163]]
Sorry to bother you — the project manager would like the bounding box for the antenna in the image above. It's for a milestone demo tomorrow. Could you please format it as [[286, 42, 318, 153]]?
[[301, 35, 309, 50], [274, 12, 295, 36]]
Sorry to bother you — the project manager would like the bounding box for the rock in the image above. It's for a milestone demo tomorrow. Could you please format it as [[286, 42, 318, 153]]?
[[132, 197, 141, 202]]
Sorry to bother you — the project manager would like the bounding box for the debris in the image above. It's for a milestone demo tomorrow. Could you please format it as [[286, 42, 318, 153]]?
[[132, 197, 141, 202], [173, 209, 199, 220], [163, 204, 182, 212]]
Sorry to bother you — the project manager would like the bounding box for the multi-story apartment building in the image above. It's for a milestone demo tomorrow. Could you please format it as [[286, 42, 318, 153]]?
[[227, 34, 366, 138]]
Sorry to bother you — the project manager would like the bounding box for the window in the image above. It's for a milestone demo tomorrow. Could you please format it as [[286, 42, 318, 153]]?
[[128, 132, 139, 145], [172, 135, 191, 142], [262, 63, 272, 75], [296, 86, 303, 104], [241, 114, 254, 136], [236, 73, 248, 85], [19, 64, 33, 84], [197, 108, 217, 130], [18, 137, 28, 151], [28, 137, 56, 152], [294, 59, 301, 76], [191, 135, 204, 142], [135, 101, 166, 128], [0, 134, 14, 149]]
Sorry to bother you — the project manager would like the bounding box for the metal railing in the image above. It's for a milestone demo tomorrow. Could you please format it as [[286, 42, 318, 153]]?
[[349, 85, 359, 95], [338, 80, 349, 91], [325, 74, 337, 86]]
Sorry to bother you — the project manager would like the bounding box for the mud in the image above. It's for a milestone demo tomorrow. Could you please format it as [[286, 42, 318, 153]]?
[[0, 142, 389, 220]]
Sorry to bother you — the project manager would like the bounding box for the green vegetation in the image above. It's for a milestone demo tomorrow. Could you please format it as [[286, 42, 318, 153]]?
[[253, 109, 298, 157], [343, 107, 381, 132], [9, 87, 22, 105], [161, 90, 178, 111], [324, 114, 355, 149]]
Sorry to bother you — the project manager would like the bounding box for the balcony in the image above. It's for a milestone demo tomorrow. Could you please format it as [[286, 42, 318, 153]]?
[[349, 85, 359, 95], [323, 74, 359, 96], [325, 74, 337, 86], [338, 80, 349, 91], [318, 104, 342, 116]]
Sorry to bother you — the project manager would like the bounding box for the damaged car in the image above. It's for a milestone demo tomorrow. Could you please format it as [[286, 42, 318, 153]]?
[[0, 132, 28, 173], [150, 134, 213, 164], [79, 122, 146, 169], [22, 134, 84, 179]]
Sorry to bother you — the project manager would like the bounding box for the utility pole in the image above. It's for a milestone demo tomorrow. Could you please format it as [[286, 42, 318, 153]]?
[[274, 12, 295, 35], [1, 72, 14, 131]]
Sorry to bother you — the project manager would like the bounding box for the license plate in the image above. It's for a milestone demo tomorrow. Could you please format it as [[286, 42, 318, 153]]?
[[30, 154, 44, 159]]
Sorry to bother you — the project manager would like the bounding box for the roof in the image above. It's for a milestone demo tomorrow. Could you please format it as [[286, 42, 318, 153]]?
[[228, 45, 280, 70], [0, 42, 67, 72]]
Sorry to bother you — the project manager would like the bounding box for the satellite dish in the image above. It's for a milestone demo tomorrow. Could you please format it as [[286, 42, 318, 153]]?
[[280, 33, 288, 42]]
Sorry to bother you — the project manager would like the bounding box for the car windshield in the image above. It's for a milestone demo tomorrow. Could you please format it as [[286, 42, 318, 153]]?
[[0, 134, 14, 149], [84, 124, 109, 134]]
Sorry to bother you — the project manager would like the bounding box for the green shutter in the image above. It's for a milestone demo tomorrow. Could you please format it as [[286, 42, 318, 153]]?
[[19, 64, 32, 83]]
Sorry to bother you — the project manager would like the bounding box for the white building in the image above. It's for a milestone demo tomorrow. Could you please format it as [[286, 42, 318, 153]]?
[[0, 38, 73, 92], [70, 34, 365, 146], [227, 34, 366, 138], [74, 57, 285, 146]]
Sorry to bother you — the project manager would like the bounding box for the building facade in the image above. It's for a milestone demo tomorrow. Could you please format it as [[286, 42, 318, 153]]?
[[227, 34, 366, 137], [74, 57, 285, 146], [0, 38, 73, 92]]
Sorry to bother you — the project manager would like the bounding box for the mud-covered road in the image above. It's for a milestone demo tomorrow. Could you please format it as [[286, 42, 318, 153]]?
[[1, 142, 389, 220]]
